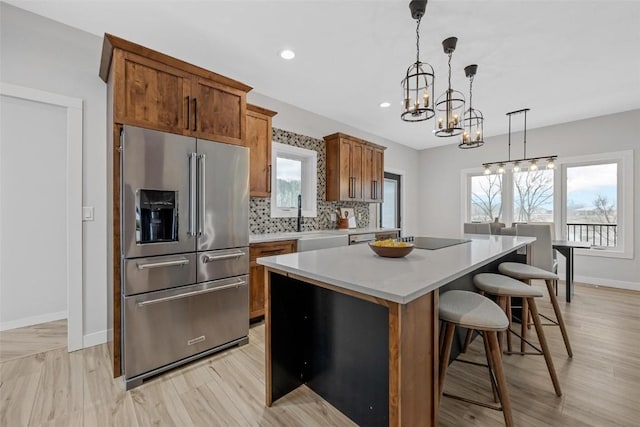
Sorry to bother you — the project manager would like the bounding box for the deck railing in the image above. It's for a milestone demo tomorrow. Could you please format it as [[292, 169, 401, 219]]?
[[566, 223, 617, 247]]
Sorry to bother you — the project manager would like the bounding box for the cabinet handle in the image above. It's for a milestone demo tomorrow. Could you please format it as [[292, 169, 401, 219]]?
[[185, 96, 190, 130], [193, 98, 198, 131], [373, 180, 378, 199], [267, 165, 272, 193]]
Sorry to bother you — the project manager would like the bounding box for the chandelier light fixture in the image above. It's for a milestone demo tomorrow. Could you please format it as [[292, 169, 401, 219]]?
[[434, 37, 465, 137], [459, 64, 484, 149], [400, 0, 435, 122], [482, 108, 557, 174]]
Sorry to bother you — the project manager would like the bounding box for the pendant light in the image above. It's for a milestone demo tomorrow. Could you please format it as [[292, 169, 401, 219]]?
[[435, 37, 465, 137], [481, 108, 557, 173], [459, 64, 484, 149], [400, 0, 435, 122]]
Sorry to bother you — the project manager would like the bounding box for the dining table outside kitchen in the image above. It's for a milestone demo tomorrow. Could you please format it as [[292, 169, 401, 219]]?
[[553, 240, 592, 302]]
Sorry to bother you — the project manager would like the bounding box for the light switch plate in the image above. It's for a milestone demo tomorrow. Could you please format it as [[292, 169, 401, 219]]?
[[330, 213, 336, 221], [82, 206, 94, 221]]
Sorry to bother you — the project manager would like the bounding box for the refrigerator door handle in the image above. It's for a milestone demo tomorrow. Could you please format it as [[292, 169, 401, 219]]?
[[198, 154, 206, 237], [188, 152, 197, 236], [202, 251, 246, 263], [136, 280, 247, 307], [136, 259, 190, 270]]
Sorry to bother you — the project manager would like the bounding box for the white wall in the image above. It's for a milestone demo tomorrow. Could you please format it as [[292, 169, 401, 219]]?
[[0, 96, 67, 329], [1, 3, 107, 341], [418, 109, 640, 290], [0, 3, 422, 345], [248, 92, 421, 237]]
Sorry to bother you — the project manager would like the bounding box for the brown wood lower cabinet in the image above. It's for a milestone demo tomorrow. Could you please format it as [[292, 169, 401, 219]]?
[[249, 240, 297, 319], [375, 230, 400, 241]]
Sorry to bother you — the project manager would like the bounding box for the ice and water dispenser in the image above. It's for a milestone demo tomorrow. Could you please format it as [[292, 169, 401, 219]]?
[[136, 190, 178, 244]]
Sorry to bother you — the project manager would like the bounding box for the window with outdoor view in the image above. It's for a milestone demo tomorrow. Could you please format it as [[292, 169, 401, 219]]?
[[270, 142, 317, 218], [275, 157, 301, 208], [470, 174, 502, 222], [512, 169, 554, 222], [566, 163, 617, 247]]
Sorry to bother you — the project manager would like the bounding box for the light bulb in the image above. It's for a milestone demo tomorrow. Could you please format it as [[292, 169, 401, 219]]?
[[513, 162, 521, 172], [529, 160, 538, 171], [483, 165, 491, 175], [547, 158, 556, 169], [497, 163, 505, 174]]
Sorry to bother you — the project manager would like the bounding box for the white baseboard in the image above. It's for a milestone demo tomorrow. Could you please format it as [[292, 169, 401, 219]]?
[[0, 310, 67, 331], [574, 275, 640, 292], [83, 329, 108, 348]]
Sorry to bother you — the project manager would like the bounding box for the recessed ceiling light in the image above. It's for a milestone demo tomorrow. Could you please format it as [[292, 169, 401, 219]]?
[[379, 102, 391, 108], [280, 49, 295, 60]]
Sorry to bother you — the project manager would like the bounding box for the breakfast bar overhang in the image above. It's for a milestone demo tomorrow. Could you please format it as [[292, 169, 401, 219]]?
[[258, 235, 535, 426]]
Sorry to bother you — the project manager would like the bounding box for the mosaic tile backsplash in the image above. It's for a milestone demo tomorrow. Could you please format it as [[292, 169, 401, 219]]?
[[249, 128, 371, 234]]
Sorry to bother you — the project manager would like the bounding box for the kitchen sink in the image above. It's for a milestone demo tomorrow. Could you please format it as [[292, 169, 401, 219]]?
[[296, 233, 349, 252]]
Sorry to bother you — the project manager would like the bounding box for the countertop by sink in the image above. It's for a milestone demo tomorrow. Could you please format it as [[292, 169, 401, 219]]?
[[249, 227, 400, 244]]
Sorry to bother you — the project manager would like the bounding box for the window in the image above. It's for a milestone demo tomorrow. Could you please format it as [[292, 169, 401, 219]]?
[[380, 172, 401, 228], [270, 142, 317, 218], [469, 174, 502, 222], [565, 163, 618, 247], [463, 149, 633, 259], [512, 169, 554, 222]]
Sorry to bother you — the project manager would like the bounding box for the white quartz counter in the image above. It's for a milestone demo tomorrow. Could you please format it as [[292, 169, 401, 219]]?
[[249, 227, 400, 244], [257, 235, 535, 304]]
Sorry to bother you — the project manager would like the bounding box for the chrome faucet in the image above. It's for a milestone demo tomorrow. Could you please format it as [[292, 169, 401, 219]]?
[[296, 194, 303, 232]]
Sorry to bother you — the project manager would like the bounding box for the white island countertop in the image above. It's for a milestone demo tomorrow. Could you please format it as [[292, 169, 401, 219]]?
[[257, 234, 535, 304]]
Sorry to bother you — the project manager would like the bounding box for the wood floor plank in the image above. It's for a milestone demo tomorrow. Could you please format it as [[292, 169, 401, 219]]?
[[28, 348, 83, 426], [0, 320, 67, 363], [0, 282, 638, 426]]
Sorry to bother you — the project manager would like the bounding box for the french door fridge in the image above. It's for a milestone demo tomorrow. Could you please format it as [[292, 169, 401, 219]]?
[[120, 125, 249, 389]]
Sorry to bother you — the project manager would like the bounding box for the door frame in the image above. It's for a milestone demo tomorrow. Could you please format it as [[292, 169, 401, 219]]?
[[1, 82, 83, 351]]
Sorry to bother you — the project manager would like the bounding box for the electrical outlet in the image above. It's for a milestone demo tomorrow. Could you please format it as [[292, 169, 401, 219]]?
[[330, 213, 336, 221]]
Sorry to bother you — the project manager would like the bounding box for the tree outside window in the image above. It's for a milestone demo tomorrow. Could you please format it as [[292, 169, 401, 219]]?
[[470, 174, 502, 222], [513, 169, 554, 222]]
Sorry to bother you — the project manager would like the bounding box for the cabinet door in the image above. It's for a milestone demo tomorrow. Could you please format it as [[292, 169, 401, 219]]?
[[114, 51, 191, 134], [247, 110, 272, 197], [363, 145, 374, 202], [373, 148, 384, 201], [364, 146, 384, 202], [338, 138, 353, 200], [350, 140, 364, 201], [192, 77, 246, 146], [249, 263, 265, 319], [249, 240, 297, 320]]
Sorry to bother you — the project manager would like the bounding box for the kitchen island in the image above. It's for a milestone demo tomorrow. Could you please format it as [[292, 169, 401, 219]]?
[[257, 234, 535, 426]]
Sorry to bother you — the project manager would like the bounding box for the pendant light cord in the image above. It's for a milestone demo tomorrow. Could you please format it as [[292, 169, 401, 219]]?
[[415, 17, 422, 63], [447, 53, 452, 91], [468, 75, 474, 110]]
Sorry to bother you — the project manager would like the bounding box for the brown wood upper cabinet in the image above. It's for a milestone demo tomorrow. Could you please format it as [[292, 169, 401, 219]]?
[[247, 104, 277, 197], [324, 133, 386, 202], [100, 33, 251, 146]]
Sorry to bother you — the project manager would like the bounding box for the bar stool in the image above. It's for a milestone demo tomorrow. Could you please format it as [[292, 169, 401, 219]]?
[[473, 273, 562, 397], [439, 290, 513, 427], [498, 262, 573, 357]]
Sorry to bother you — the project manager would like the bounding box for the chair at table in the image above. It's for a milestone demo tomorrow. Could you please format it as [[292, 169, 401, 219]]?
[[498, 223, 573, 357], [464, 222, 492, 235]]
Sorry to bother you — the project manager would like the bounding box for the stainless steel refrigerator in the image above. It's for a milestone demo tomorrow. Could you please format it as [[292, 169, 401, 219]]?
[[120, 125, 249, 389]]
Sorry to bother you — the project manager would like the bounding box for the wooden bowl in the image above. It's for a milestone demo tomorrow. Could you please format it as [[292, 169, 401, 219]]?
[[368, 242, 414, 258]]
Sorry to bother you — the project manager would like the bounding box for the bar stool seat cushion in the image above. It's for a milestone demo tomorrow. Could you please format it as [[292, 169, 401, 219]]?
[[474, 273, 544, 298], [439, 290, 508, 331], [499, 262, 559, 281]]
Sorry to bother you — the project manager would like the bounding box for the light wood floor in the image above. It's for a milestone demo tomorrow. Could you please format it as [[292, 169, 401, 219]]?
[[0, 319, 67, 363], [1, 283, 638, 426]]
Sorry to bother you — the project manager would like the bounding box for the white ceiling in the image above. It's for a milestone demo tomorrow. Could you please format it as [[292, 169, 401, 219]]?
[[7, 0, 640, 150]]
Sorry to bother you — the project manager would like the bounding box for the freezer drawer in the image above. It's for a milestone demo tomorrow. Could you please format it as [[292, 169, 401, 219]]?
[[197, 247, 249, 282], [123, 253, 197, 296], [123, 276, 249, 379]]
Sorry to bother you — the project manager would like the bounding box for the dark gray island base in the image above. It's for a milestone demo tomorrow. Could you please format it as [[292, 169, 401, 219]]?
[[263, 241, 525, 427]]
